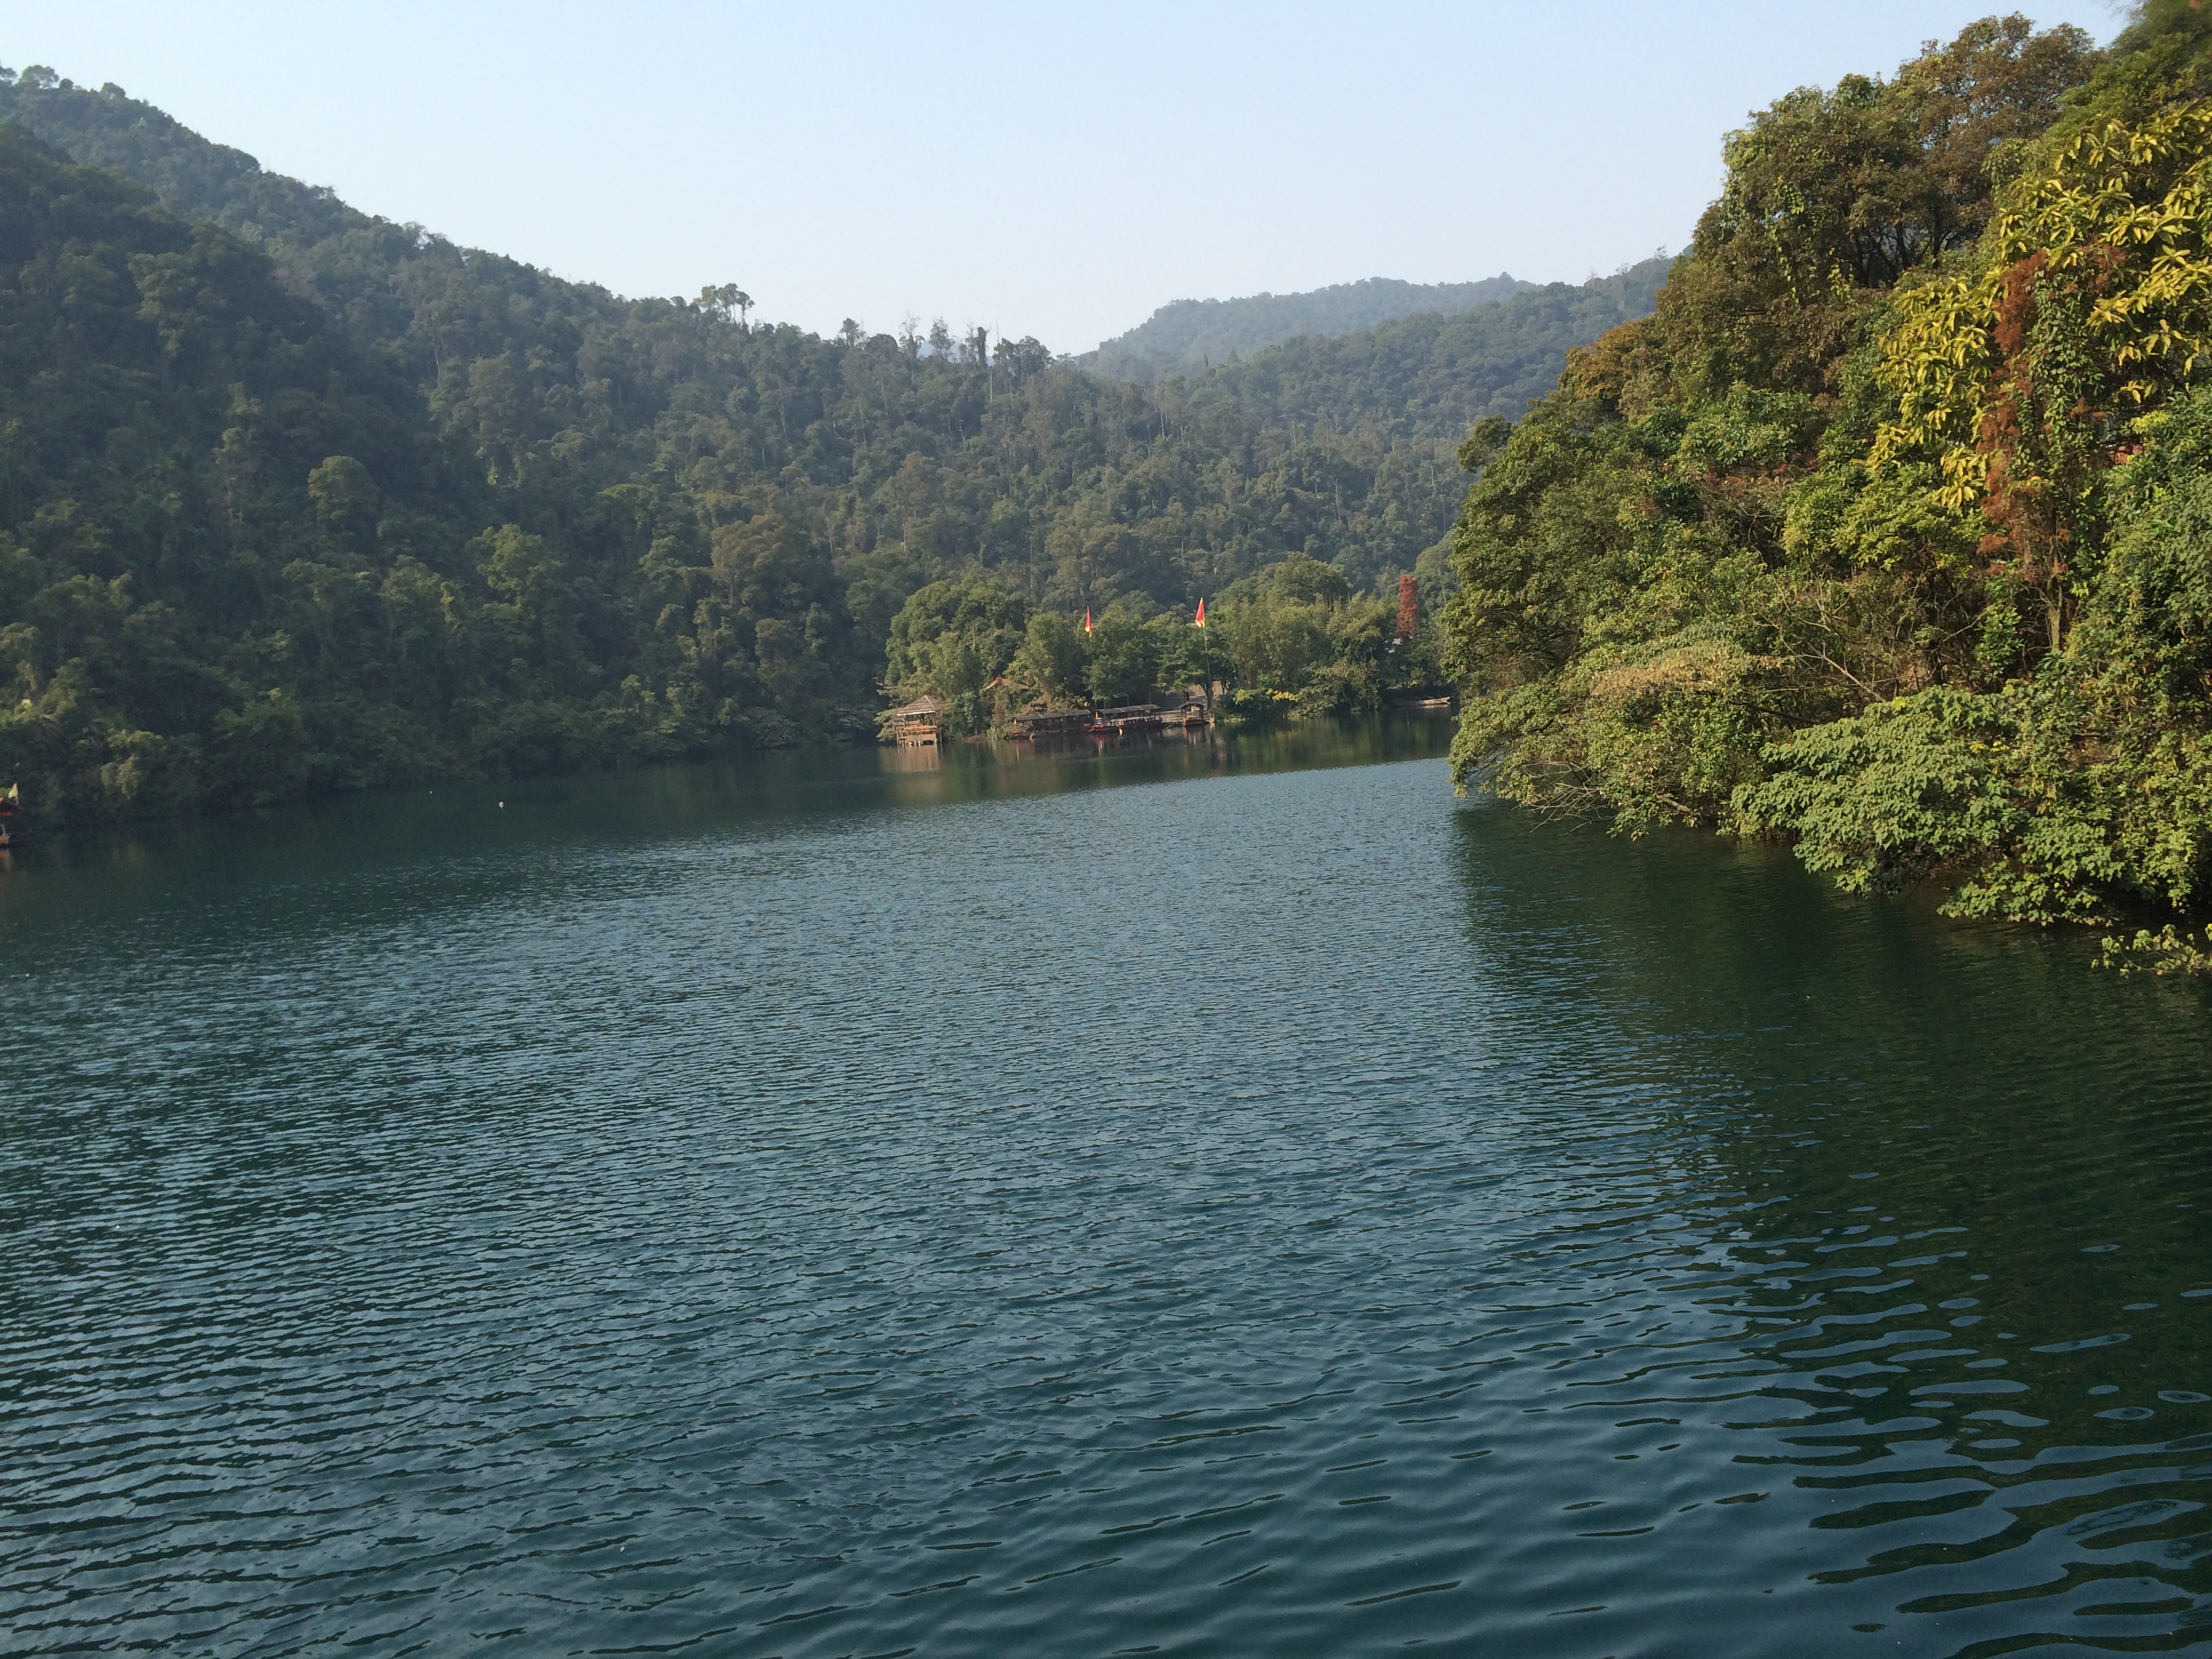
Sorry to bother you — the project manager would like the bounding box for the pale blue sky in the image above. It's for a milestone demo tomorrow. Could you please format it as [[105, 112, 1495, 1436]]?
[[6, 3, 2118, 351]]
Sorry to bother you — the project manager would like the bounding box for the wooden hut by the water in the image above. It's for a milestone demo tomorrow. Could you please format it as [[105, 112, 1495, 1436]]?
[[890, 695, 944, 745]]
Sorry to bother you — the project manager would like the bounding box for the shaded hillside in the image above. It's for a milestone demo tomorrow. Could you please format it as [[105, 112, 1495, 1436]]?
[[1088, 272, 1535, 378], [0, 123, 497, 815], [0, 62, 1665, 825]]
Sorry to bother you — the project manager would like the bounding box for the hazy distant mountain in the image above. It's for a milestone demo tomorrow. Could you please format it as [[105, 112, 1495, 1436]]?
[[1169, 257, 1675, 434], [1087, 274, 1539, 380]]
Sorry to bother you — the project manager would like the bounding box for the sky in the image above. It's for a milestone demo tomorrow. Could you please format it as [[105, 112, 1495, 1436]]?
[[5, 2, 2122, 352]]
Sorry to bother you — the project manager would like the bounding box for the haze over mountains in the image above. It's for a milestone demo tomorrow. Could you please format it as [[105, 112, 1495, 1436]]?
[[0, 65, 1664, 386], [1087, 274, 1538, 378], [0, 62, 1667, 821]]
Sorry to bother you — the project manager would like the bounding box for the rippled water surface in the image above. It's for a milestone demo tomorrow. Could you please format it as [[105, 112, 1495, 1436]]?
[[5, 720, 2212, 1657]]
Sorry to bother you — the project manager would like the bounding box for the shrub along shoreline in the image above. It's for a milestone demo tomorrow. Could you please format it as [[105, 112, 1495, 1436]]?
[[876, 555, 1452, 738]]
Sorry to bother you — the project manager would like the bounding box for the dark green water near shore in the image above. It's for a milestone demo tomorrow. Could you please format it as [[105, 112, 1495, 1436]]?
[[3, 718, 2211, 1656]]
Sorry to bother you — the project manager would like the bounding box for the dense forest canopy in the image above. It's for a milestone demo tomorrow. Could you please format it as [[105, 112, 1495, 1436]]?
[[0, 68, 1662, 822], [1442, 5, 2212, 964], [1086, 273, 1536, 377]]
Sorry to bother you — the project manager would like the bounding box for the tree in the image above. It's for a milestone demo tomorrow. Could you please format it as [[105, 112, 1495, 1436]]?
[[307, 455, 379, 555], [1082, 604, 1160, 706], [1008, 611, 1090, 708], [883, 577, 1027, 733]]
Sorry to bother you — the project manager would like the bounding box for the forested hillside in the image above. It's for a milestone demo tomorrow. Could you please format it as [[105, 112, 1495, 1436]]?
[[0, 65, 1654, 823], [1443, 5, 2212, 963], [1088, 273, 1534, 377]]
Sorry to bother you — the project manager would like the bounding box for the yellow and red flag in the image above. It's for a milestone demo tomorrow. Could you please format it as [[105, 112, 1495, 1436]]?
[[1082, 609, 1093, 634], [1194, 597, 1206, 628]]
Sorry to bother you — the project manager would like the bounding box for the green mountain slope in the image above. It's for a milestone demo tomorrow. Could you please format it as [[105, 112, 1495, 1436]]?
[[0, 62, 1662, 823], [0, 122, 585, 814], [1087, 272, 1536, 378]]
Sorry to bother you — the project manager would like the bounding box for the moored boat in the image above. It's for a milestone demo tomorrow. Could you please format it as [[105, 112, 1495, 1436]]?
[[1004, 710, 1090, 740], [1086, 704, 1165, 735]]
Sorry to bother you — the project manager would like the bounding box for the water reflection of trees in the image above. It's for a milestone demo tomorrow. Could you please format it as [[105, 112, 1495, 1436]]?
[[1447, 806, 2212, 1641]]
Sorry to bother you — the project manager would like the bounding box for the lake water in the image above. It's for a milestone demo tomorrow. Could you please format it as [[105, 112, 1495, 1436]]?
[[4, 719, 2211, 1658]]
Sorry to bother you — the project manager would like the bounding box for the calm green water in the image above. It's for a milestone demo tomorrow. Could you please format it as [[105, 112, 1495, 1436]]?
[[4, 718, 2211, 1658]]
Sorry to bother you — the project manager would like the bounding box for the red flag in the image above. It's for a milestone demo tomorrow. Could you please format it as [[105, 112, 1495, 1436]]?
[[1082, 609, 1093, 634], [1194, 597, 1206, 628]]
